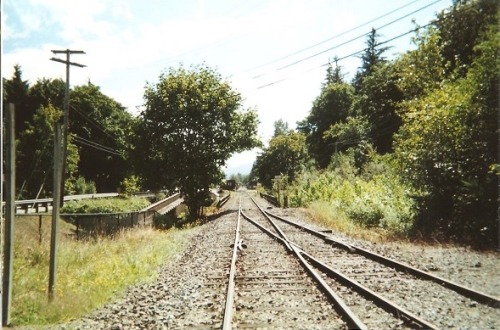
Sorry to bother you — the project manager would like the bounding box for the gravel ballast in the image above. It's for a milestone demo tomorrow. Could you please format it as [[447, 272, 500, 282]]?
[[34, 193, 499, 329]]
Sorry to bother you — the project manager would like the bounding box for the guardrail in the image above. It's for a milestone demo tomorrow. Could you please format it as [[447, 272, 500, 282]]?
[[7, 193, 120, 214]]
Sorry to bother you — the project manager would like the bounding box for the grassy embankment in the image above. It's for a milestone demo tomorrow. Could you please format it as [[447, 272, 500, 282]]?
[[10, 197, 196, 326]]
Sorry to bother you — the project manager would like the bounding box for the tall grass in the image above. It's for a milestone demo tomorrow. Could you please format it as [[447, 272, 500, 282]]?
[[288, 152, 416, 238], [11, 216, 195, 326]]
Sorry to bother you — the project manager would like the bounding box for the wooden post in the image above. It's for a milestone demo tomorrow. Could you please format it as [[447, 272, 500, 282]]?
[[3, 104, 15, 326], [39, 215, 43, 244], [48, 122, 62, 301]]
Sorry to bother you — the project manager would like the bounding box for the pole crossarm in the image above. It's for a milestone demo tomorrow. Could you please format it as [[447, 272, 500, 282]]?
[[50, 57, 86, 68]]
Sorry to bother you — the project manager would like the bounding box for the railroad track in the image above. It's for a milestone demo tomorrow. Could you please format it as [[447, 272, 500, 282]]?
[[219, 192, 499, 329], [69, 190, 499, 329]]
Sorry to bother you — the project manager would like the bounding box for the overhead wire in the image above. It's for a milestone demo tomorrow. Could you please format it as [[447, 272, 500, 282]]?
[[259, 0, 443, 75], [257, 18, 437, 90], [249, 0, 425, 73], [72, 134, 124, 157], [70, 105, 124, 144]]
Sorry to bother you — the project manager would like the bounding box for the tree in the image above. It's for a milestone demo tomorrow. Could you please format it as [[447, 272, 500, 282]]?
[[134, 65, 260, 217], [395, 23, 499, 246], [3, 65, 32, 133], [298, 80, 353, 168], [434, 0, 498, 77], [352, 63, 403, 154], [14, 77, 67, 198], [252, 131, 308, 189], [17, 103, 79, 199], [352, 28, 389, 91], [273, 119, 291, 137], [70, 82, 135, 192]]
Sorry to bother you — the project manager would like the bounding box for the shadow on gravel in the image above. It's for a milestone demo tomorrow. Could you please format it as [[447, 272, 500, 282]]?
[[153, 208, 237, 230]]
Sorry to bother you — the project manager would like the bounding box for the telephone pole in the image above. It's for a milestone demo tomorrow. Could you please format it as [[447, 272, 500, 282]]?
[[48, 49, 85, 301], [50, 49, 86, 204]]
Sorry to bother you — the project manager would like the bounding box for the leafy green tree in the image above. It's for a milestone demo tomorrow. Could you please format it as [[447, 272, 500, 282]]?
[[70, 82, 135, 192], [13, 78, 67, 198], [273, 119, 291, 137], [352, 63, 403, 154], [395, 24, 498, 246], [134, 65, 260, 217], [252, 131, 308, 189], [395, 27, 446, 101], [28, 78, 66, 110], [298, 80, 353, 168], [17, 103, 79, 199], [435, 0, 498, 77]]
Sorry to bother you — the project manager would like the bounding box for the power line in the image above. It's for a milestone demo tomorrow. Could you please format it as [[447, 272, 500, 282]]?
[[72, 134, 124, 157], [260, 0, 443, 76], [257, 19, 436, 90], [70, 105, 124, 145], [249, 0, 424, 73]]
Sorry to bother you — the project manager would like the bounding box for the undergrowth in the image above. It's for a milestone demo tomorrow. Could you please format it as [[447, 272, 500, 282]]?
[[61, 196, 151, 214], [11, 216, 195, 326], [288, 152, 416, 237]]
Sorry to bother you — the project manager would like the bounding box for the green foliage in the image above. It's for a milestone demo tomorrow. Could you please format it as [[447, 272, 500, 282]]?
[[61, 197, 150, 214], [120, 175, 141, 196], [3, 65, 32, 133], [435, 0, 498, 77], [288, 152, 415, 235], [298, 80, 354, 168], [352, 28, 390, 91], [252, 131, 309, 189], [16, 103, 79, 199], [70, 176, 97, 195], [134, 64, 260, 218], [70, 82, 135, 192], [394, 23, 499, 246]]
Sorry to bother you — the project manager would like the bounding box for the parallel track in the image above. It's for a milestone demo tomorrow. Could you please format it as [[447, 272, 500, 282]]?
[[223, 192, 499, 329]]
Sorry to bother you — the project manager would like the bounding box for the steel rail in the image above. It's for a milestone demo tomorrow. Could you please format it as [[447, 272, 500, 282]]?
[[240, 210, 367, 329], [264, 209, 500, 308], [302, 250, 437, 329], [248, 195, 442, 328], [221, 198, 242, 330]]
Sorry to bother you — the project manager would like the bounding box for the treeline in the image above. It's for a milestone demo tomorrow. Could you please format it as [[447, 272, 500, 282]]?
[[250, 0, 498, 247], [3, 65, 259, 217], [3, 73, 136, 197]]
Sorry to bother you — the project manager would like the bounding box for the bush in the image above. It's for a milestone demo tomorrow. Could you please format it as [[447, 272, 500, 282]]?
[[62, 197, 150, 214], [288, 152, 415, 235]]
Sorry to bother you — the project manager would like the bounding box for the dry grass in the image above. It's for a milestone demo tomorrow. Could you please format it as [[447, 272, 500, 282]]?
[[10, 216, 195, 326], [304, 200, 397, 243]]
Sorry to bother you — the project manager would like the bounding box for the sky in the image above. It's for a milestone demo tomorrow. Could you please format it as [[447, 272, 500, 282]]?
[[2, 0, 452, 176]]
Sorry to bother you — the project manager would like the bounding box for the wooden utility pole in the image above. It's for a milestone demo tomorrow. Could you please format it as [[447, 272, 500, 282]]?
[[2, 104, 15, 325], [48, 50, 85, 301], [50, 49, 86, 205], [48, 122, 61, 302]]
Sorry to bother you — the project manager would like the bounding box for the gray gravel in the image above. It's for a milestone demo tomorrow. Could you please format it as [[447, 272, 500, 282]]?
[[24, 192, 499, 329]]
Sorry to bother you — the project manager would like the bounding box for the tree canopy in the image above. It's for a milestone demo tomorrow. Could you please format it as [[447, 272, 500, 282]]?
[[134, 65, 260, 217]]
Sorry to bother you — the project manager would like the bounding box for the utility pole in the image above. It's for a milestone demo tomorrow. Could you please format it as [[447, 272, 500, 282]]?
[[50, 49, 86, 205], [48, 50, 85, 301], [2, 104, 15, 325]]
